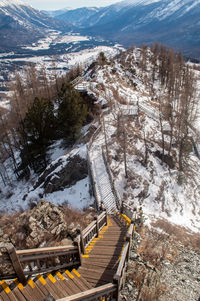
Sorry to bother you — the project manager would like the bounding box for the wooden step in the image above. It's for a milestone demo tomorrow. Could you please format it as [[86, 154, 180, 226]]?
[[71, 269, 92, 290]]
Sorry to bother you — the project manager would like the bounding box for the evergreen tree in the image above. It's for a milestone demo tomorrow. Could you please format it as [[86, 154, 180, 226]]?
[[57, 83, 87, 142], [19, 97, 56, 174]]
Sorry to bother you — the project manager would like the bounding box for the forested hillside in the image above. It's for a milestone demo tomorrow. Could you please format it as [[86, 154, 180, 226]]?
[[0, 45, 199, 235]]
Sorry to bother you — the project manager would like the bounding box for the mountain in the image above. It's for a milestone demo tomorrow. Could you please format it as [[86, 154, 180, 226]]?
[[42, 8, 71, 18], [0, 0, 71, 52], [54, 7, 101, 27], [74, 0, 200, 59]]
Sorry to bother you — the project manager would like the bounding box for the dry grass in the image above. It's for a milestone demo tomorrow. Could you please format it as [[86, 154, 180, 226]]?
[[137, 227, 172, 267], [127, 226, 171, 300], [151, 219, 200, 251], [140, 284, 167, 301], [61, 205, 94, 229]]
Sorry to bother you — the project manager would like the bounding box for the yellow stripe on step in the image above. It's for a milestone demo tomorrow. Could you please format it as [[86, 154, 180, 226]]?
[[28, 279, 35, 289], [56, 272, 65, 280], [82, 255, 89, 258], [72, 269, 80, 278], [37, 275, 46, 285], [14, 279, 24, 291], [47, 273, 56, 284], [0, 280, 11, 294], [65, 270, 74, 279]]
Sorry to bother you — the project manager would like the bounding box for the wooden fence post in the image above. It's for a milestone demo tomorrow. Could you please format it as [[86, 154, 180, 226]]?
[[105, 209, 108, 226], [121, 200, 124, 214], [95, 215, 99, 237], [74, 236, 82, 266], [6, 244, 26, 284], [113, 275, 120, 301], [76, 228, 85, 255]]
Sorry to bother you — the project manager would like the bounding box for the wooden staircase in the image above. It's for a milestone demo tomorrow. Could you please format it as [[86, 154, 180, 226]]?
[[78, 215, 128, 287], [0, 215, 129, 301], [0, 268, 92, 301]]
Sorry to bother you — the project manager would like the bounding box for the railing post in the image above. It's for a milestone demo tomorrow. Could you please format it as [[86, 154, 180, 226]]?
[[105, 209, 108, 226], [74, 235, 82, 266], [95, 215, 99, 237], [121, 200, 124, 214], [77, 227, 85, 255], [6, 244, 26, 284], [113, 275, 120, 301]]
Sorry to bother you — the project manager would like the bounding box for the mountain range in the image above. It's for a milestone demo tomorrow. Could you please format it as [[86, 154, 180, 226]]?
[[0, 0, 71, 52], [0, 0, 200, 59], [50, 0, 200, 59]]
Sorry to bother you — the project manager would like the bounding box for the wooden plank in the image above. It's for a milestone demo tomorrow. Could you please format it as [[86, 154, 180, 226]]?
[[19, 250, 78, 262], [36, 275, 58, 300], [17, 286, 35, 301], [79, 267, 115, 277], [114, 241, 129, 279], [89, 249, 122, 254], [12, 287, 27, 301], [56, 283, 117, 301], [71, 270, 92, 290], [35, 277, 52, 299], [0, 290, 10, 301], [64, 271, 82, 294], [7, 291, 19, 301], [62, 274, 81, 295], [0, 281, 19, 301], [82, 221, 96, 237], [23, 261, 80, 276], [70, 274, 86, 292], [54, 273, 72, 296], [82, 263, 118, 271], [83, 277, 107, 286], [20, 282, 44, 301], [44, 275, 64, 299], [16, 246, 76, 256], [92, 241, 124, 246]]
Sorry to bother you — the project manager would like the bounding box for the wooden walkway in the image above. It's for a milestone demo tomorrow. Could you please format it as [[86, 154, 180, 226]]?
[[78, 215, 128, 287], [0, 215, 128, 300]]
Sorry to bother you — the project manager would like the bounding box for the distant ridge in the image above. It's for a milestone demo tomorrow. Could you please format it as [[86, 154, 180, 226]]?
[[0, 0, 72, 51], [54, 0, 200, 59]]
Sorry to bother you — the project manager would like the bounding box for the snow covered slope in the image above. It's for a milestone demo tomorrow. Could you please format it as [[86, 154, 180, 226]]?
[[77, 0, 200, 59], [0, 0, 71, 51], [82, 47, 200, 232], [0, 45, 199, 234]]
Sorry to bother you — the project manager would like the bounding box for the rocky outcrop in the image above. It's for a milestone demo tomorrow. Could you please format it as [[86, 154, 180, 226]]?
[[0, 200, 93, 249]]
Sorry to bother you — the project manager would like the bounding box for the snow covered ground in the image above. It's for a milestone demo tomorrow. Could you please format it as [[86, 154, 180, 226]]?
[[23, 31, 90, 51], [0, 46, 199, 235], [84, 49, 200, 233], [0, 142, 93, 213]]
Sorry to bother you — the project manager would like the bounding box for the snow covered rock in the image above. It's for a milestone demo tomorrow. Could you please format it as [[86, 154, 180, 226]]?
[[33, 155, 88, 195]]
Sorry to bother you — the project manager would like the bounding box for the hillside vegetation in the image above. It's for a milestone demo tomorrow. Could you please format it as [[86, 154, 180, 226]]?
[[0, 44, 199, 233]]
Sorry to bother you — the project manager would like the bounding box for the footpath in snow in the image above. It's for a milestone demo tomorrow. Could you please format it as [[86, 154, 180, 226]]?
[[89, 132, 117, 214]]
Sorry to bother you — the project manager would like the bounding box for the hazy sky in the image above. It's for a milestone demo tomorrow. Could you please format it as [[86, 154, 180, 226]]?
[[23, 0, 122, 10]]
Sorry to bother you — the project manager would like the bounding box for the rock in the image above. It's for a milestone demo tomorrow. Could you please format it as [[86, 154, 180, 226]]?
[[127, 283, 133, 292], [68, 223, 79, 238], [60, 238, 73, 246], [33, 155, 88, 194], [130, 252, 138, 260]]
